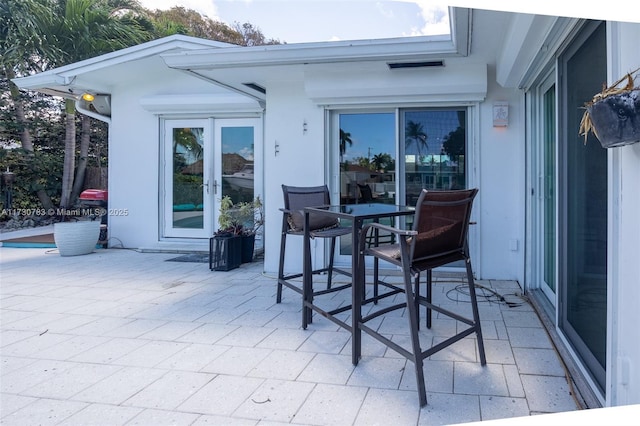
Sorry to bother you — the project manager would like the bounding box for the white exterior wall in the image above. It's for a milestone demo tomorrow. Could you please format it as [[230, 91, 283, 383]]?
[[108, 82, 161, 249], [476, 68, 526, 282], [106, 64, 259, 250], [259, 61, 526, 282], [262, 78, 330, 274], [607, 21, 640, 407]]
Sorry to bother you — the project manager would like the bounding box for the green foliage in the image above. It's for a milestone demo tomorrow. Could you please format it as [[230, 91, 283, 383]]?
[[232, 21, 282, 46], [405, 120, 428, 161], [172, 173, 203, 206], [217, 195, 263, 236], [0, 0, 63, 74], [0, 0, 281, 214], [372, 152, 394, 172], [442, 126, 465, 157], [0, 147, 62, 211]]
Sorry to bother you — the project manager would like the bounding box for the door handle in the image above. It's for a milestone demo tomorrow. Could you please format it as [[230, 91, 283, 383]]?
[[201, 180, 210, 194]]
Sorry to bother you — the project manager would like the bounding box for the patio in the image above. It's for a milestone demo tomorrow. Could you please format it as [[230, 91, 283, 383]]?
[[1, 240, 579, 425]]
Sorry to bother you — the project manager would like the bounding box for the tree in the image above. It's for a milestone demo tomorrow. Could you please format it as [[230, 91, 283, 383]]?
[[441, 111, 466, 158], [371, 152, 393, 172], [232, 22, 282, 46], [339, 129, 352, 159], [1, 0, 63, 210], [51, 0, 150, 208], [148, 6, 243, 43], [2, 0, 283, 212], [441, 126, 465, 157], [405, 120, 428, 162]]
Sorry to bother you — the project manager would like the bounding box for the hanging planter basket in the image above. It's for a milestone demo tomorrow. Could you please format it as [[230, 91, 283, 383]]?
[[580, 69, 640, 148]]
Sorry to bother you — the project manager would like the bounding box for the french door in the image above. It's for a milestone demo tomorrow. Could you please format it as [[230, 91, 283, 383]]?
[[162, 117, 261, 239]]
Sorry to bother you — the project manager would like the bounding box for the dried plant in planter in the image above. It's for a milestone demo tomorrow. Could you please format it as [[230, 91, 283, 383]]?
[[579, 68, 640, 148]]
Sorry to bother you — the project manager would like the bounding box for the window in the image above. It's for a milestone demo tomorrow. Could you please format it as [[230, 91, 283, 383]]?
[[332, 107, 468, 258]]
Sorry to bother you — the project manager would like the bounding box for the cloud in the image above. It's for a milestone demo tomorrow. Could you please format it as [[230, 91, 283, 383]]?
[[414, 1, 451, 36]]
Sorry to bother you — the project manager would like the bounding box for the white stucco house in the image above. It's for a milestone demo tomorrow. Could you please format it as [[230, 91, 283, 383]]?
[[13, 4, 640, 412]]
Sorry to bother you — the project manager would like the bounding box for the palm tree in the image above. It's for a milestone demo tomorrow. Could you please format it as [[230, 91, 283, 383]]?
[[339, 129, 353, 161], [51, 0, 150, 208], [405, 120, 428, 162], [371, 152, 392, 172], [1, 0, 62, 210]]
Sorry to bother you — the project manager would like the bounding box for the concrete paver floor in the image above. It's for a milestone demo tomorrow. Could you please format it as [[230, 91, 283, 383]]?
[[0, 246, 579, 425]]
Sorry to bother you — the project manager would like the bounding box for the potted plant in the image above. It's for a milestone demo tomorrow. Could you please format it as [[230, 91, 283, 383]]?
[[54, 217, 101, 257], [210, 196, 264, 270], [579, 68, 640, 148]]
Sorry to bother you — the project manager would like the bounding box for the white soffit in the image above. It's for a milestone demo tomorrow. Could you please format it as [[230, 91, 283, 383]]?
[[305, 61, 487, 106], [139, 93, 263, 114], [497, 15, 579, 89]]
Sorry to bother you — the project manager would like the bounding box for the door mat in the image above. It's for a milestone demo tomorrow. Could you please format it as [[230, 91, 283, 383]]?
[[166, 253, 209, 263]]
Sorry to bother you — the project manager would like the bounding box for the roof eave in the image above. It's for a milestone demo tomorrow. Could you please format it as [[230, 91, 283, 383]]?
[[161, 7, 470, 70], [162, 36, 461, 70], [11, 34, 236, 95]]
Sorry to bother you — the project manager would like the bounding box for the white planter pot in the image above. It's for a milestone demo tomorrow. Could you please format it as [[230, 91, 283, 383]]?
[[54, 220, 101, 256]]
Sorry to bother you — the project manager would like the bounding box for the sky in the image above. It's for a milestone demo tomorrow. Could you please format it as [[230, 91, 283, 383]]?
[[137, 0, 452, 43], [136, 1, 640, 44]]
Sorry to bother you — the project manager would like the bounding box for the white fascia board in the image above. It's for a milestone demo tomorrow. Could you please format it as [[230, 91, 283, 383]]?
[[162, 36, 458, 70], [445, 0, 639, 23], [12, 35, 233, 91]]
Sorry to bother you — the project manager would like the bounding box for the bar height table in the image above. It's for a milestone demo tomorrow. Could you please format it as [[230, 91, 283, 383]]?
[[302, 203, 415, 365]]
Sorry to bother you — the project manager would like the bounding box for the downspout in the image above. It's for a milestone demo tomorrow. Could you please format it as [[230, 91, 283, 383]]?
[[75, 99, 111, 124]]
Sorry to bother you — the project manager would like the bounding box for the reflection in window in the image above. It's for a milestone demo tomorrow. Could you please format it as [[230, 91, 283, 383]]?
[[339, 113, 396, 205], [172, 127, 204, 229], [403, 110, 466, 206], [335, 109, 467, 257], [221, 126, 254, 205]]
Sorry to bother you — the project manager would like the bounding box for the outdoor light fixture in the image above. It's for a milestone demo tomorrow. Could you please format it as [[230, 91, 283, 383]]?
[[78, 93, 111, 116], [493, 101, 509, 127]]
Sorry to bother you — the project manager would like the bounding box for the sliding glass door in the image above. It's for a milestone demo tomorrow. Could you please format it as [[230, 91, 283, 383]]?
[[332, 107, 468, 261], [532, 72, 558, 304], [559, 21, 607, 392]]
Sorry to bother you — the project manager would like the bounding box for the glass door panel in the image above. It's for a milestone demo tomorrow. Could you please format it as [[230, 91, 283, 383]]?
[[221, 126, 255, 202], [333, 109, 468, 265], [560, 21, 607, 391], [543, 85, 557, 295], [163, 119, 211, 238], [403, 109, 467, 208], [215, 118, 262, 241], [337, 112, 396, 257]]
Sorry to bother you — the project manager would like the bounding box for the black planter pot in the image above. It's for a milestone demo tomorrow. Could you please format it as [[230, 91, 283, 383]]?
[[587, 89, 640, 148], [209, 233, 242, 271], [241, 234, 255, 263]]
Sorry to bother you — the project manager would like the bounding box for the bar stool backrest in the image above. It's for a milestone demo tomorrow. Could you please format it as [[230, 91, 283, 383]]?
[[410, 188, 478, 265]]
